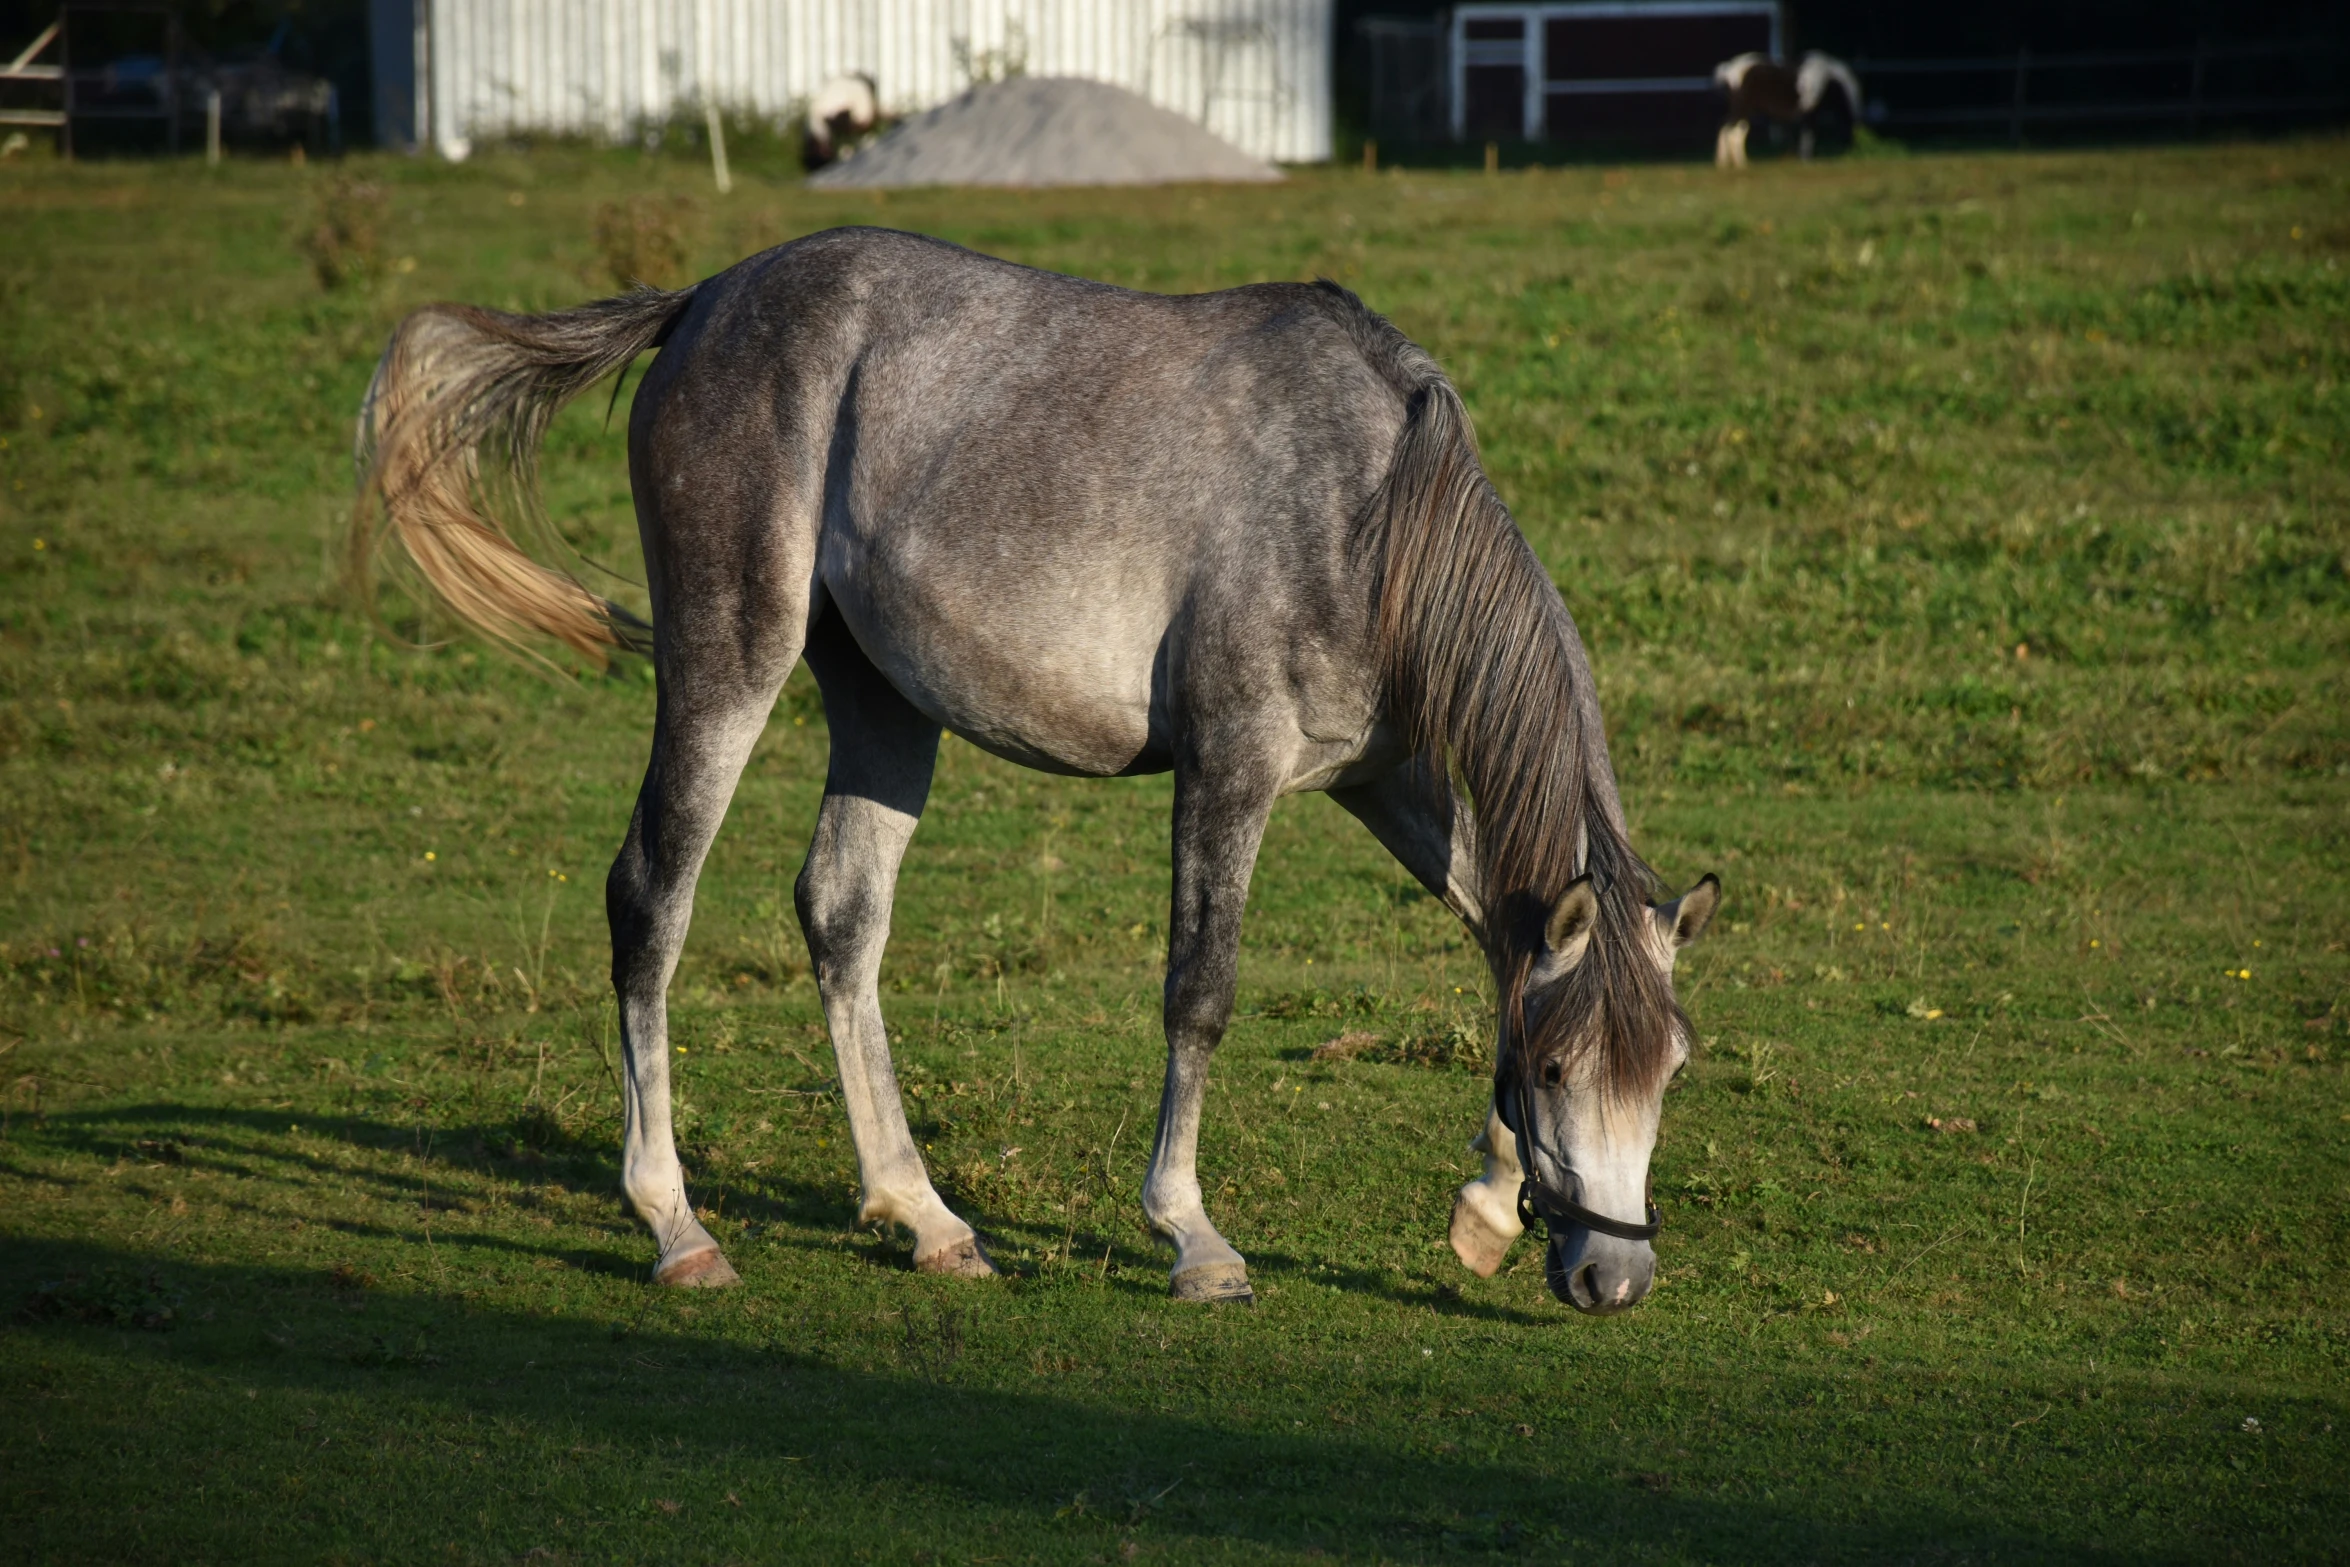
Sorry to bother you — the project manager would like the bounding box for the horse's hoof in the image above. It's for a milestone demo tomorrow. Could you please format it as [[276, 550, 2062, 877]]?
[[1449, 1189, 1518, 1279], [653, 1246, 740, 1288], [914, 1236, 997, 1278], [1170, 1261, 1255, 1305]]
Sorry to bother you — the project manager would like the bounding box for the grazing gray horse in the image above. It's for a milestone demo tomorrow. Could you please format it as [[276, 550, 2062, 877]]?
[[353, 227, 1719, 1313]]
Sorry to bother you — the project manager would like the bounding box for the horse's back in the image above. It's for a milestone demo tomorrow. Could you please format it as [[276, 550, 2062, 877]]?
[[641, 227, 1414, 782]]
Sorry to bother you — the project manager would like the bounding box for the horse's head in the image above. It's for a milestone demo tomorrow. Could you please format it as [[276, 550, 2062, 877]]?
[[1499, 872, 1719, 1313]]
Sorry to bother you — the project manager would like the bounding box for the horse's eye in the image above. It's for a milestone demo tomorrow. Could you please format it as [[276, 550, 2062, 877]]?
[[1541, 1059, 1563, 1087]]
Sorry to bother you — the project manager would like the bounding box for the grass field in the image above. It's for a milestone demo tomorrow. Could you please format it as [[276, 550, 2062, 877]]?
[[3, 135, 2347, 1564]]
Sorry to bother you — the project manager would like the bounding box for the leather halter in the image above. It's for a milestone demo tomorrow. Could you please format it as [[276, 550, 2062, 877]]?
[[1496, 1049, 1663, 1247], [1490, 866, 1666, 1247], [1518, 1165, 1662, 1243]]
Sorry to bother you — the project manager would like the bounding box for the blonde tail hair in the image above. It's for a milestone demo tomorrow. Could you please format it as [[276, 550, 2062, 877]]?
[[350, 288, 693, 662]]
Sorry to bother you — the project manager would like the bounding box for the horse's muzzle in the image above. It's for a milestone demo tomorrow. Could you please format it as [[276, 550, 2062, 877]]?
[[1546, 1229, 1656, 1314]]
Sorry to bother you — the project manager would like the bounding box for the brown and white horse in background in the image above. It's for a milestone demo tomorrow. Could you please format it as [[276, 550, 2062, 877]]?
[[802, 74, 880, 171], [1714, 52, 1862, 167]]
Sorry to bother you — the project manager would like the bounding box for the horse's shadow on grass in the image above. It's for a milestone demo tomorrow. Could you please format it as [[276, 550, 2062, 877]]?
[[34, 1102, 1573, 1317], [0, 1232, 2183, 1566], [1320, 1261, 1557, 1327], [33, 1101, 1197, 1290], [37, 1099, 626, 1196]]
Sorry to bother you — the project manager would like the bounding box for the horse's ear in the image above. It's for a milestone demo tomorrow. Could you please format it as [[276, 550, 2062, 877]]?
[[1543, 876, 1600, 967], [1654, 875, 1722, 948]]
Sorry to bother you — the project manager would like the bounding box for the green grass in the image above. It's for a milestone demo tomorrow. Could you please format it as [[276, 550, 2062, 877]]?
[[2, 138, 2347, 1563]]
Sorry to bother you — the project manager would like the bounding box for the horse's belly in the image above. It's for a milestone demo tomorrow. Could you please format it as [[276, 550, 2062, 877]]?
[[826, 547, 1167, 778]]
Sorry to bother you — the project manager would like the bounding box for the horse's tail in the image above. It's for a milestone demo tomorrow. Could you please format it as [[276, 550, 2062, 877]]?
[[350, 287, 694, 663]]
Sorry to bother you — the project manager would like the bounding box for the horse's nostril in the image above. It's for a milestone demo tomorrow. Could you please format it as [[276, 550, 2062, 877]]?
[[1571, 1263, 1600, 1307]]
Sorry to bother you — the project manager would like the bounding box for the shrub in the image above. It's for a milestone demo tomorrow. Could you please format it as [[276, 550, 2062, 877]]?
[[298, 176, 389, 291], [593, 194, 696, 290]]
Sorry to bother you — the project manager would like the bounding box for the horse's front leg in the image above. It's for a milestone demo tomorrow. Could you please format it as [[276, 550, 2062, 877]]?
[[1327, 751, 1483, 940], [1326, 760, 1524, 1277], [1450, 1099, 1528, 1277], [1142, 748, 1279, 1304]]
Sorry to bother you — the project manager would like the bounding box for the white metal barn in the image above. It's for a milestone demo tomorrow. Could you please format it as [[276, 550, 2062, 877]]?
[[366, 0, 1333, 166]]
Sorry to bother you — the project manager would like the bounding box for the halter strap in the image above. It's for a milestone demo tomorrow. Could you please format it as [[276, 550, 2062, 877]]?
[[1518, 1179, 1662, 1243]]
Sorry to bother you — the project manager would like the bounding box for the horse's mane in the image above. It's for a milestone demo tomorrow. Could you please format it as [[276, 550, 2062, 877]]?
[[1310, 282, 1686, 1098]]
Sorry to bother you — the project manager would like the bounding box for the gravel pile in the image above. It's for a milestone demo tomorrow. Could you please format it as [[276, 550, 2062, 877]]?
[[807, 76, 1281, 189]]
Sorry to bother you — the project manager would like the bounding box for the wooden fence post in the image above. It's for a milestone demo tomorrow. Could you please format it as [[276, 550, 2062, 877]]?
[[705, 101, 731, 194]]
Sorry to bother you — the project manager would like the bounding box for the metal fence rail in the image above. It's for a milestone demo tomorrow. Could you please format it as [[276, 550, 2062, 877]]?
[[0, 21, 65, 129], [1854, 39, 2347, 144]]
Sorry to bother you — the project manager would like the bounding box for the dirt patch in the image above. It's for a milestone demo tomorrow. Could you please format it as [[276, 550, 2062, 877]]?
[[808, 76, 1279, 189]]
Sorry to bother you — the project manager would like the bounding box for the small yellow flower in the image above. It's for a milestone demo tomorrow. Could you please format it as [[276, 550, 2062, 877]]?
[[424, 850, 436, 862], [2089, 939, 2100, 948], [32, 538, 46, 551], [1854, 923, 1865, 932]]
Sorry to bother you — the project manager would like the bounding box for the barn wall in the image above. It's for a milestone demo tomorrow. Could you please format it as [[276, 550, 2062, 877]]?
[[403, 0, 1331, 164]]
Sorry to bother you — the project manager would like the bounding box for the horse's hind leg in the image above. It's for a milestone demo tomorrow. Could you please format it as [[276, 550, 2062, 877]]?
[[1142, 742, 1281, 1304], [608, 491, 808, 1287], [611, 679, 797, 1284], [796, 616, 993, 1276]]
